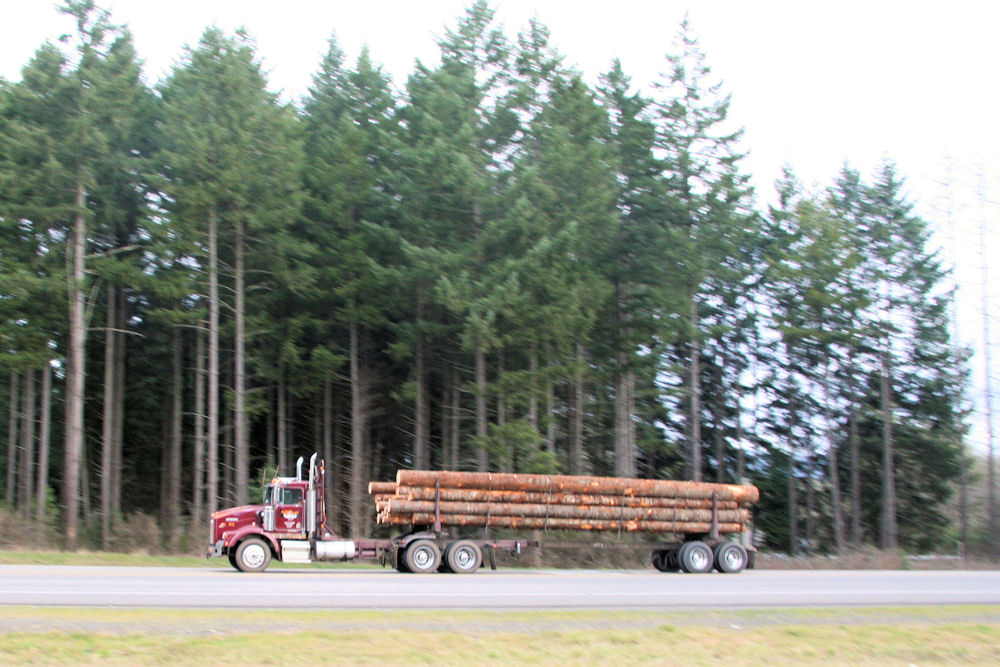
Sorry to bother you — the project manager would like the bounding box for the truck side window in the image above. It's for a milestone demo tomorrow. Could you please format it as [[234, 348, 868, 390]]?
[[280, 488, 302, 505]]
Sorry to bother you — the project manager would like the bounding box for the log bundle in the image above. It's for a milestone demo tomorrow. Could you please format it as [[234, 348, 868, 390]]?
[[369, 470, 759, 535]]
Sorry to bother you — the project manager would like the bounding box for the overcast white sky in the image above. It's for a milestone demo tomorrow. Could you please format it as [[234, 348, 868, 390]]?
[[3, 0, 998, 450]]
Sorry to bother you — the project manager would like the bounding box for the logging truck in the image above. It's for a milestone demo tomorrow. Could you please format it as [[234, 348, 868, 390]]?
[[207, 454, 758, 574]]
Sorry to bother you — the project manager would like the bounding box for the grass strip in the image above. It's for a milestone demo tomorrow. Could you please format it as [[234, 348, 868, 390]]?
[[0, 607, 998, 665]]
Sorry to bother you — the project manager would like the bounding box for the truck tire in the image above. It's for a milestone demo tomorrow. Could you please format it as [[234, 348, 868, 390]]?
[[714, 542, 748, 573], [403, 539, 441, 573], [234, 537, 272, 572], [678, 540, 713, 573], [393, 547, 411, 572], [445, 540, 482, 574], [653, 548, 679, 572]]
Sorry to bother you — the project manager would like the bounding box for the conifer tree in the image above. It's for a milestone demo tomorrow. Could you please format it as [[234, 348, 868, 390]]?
[[302, 36, 399, 536], [653, 19, 756, 482], [160, 27, 302, 510]]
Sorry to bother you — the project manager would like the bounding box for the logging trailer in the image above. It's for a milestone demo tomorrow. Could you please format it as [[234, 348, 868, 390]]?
[[207, 454, 758, 574]]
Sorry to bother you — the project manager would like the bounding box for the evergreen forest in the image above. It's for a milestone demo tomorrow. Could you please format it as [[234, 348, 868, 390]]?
[[1, 1, 984, 557]]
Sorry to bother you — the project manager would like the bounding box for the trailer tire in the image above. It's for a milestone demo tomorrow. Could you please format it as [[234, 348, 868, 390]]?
[[665, 548, 679, 571], [678, 540, 713, 573], [445, 540, 482, 574], [714, 542, 748, 573], [234, 538, 271, 572], [653, 548, 679, 572], [403, 539, 441, 573]]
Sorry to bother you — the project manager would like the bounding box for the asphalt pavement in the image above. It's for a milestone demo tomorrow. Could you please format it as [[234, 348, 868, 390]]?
[[1, 565, 998, 609]]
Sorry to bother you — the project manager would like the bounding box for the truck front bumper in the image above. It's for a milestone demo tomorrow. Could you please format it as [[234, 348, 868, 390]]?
[[207, 540, 225, 559]]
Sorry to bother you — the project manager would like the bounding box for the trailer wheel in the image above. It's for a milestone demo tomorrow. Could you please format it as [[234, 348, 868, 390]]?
[[445, 540, 482, 574], [403, 539, 441, 573], [234, 537, 271, 572], [678, 540, 713, 573], [714, 542, 748, 573]]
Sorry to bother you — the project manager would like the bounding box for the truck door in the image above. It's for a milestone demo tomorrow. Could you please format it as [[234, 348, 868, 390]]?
[[275, 486, 305, 533]]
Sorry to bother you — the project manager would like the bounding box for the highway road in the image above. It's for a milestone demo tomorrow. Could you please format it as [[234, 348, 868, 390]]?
[[1, 565, 999, 609]]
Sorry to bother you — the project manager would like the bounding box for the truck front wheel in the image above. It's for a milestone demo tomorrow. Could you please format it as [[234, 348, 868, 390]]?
[[234, 537, 272, 572]]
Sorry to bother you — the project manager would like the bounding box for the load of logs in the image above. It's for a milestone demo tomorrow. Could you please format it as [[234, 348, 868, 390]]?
[[369, 470, 759, 535]]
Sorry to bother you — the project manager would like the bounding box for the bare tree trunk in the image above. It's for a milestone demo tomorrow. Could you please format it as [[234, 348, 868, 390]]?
[[615, 281, 636, 478], [192, 326, 206, 529], [265, 387, 275, 467], [788, 452, 798, 555], [805, 456, 816, 555], [101, 285, 117, 549], [19, 368, 36, 518], [977, 176, 997, 558], [413, 338, 429, 469], [545, 364, 556, 456], [233, 217, 248, 506], [849, 395, 862, 546], [349, 319, 368, 537], [447, 366, 460, 471], [207, 205, 220, 519], [332, 385, 345, 529], [528, 349, 539, 433], [168, 327, 183, 549], [113, 298, 125, 520], [688, 296, 702, 482], [713, 364, 725, 484], [614, 354, 630, 478], [223, 375, 234, 506], [63, 181, 88, 550], [277, 370, 287, 475], [439, 376, 450, 471], [79, 443, 91, 540], [413, 300, 429, 470], [823, 362, 846, 553], [879, 346, 898, 550], [322, 376, 334, 524], [36, 363, 52, 523], [736, 416, 746, 482], [496, 351, 509, 471], [6, 372, 19, 505], [475, 345, 488, 472], [569, 344, 585, 476]]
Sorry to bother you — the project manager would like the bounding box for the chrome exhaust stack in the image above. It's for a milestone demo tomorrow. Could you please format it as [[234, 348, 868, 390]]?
[[307, 453, 318, 535]]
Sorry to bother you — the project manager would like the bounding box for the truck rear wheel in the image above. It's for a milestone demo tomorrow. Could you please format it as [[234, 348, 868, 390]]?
[[445, 540, 482, 574], [714, 542, 748, 573], [652, 548, 679, 572], [403, 539, 441, 573], [678, 540, 713, 573], [234, 537, 271, 572]]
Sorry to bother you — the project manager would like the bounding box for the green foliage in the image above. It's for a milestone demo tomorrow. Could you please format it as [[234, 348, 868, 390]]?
[[0, 2, 974, 557]]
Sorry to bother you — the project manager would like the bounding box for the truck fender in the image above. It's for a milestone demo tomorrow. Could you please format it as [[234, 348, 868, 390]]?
[[227, 527, 278, 556]]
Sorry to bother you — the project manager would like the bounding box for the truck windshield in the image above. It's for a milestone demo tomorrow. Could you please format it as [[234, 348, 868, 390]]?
[[263, 485, 302, 505]]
